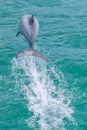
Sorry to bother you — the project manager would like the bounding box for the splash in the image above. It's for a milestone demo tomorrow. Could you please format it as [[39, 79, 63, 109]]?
[[12, 56, 74, 130]]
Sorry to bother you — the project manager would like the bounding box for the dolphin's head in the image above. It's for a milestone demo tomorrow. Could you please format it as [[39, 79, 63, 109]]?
[[19, 15, 39, 48]]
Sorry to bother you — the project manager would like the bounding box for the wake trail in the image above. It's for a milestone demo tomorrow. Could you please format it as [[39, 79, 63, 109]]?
[[12, 56, 75, 130]]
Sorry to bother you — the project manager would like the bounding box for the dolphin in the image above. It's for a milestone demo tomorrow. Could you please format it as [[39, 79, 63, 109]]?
[[16, 15, 47, 61]]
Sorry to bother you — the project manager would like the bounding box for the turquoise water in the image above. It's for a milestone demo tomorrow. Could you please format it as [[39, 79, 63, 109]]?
[[0, 0, 87, 130]]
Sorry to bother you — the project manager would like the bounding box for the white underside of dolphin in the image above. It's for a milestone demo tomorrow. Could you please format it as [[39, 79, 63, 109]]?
[[16, 15, 48, 62]]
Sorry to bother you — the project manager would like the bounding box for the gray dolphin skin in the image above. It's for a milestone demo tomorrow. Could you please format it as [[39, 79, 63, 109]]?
[[16, 14, 47, 61]]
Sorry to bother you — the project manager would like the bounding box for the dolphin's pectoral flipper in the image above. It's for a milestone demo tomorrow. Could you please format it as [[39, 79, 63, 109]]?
[[16, 31, 20, 37], [16, 49, 48, 62]]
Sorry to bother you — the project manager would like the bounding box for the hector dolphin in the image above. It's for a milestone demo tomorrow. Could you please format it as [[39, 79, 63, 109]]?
[[16, 14, 47, 61]]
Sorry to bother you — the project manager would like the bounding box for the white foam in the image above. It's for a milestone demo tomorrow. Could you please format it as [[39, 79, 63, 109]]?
[[12, 56, 75, 130]]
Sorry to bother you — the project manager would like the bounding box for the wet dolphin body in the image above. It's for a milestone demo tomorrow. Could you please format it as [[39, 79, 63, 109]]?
[[16, 15, 47, 61]]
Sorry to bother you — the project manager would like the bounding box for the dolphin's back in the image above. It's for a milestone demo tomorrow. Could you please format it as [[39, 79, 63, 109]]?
[[16, 15, 47, 62], [19, 15, 39, 47]]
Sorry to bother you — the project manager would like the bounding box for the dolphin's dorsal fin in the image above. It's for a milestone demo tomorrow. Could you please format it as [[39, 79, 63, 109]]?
[[31, 15, 34, 23], [29, 15, 34, 25]]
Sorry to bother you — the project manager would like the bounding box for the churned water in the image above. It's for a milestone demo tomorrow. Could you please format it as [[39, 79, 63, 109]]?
[[0, 0, 87, 130]]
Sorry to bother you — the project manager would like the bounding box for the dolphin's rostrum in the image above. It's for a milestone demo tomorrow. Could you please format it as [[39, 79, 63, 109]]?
[[16, 15, 47, 61]]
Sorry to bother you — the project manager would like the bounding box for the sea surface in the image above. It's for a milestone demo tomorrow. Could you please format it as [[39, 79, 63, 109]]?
[[0, 0, 87, 130]]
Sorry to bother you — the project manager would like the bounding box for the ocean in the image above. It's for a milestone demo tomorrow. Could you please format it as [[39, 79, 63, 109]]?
[[0, 0, 87, 130]]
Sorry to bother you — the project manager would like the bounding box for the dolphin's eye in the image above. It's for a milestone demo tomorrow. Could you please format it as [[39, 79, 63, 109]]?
[[29, 15, 34, 25]]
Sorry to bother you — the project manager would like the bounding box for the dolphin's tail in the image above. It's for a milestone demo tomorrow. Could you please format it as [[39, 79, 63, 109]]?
[[16, 49, 48, 62]]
